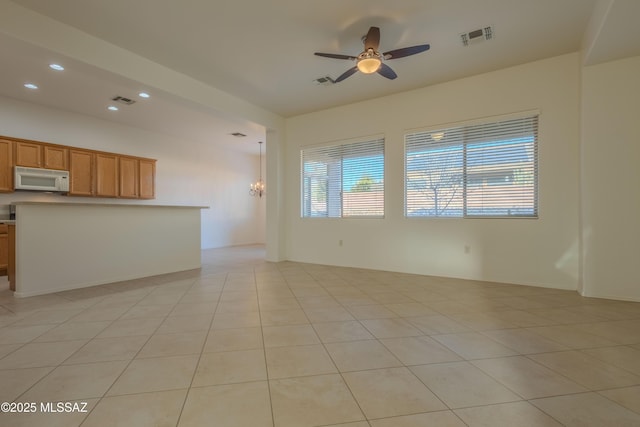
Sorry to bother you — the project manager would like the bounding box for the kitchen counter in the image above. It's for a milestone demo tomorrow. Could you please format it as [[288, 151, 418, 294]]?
[[11, 201, 208, 209], [11, 202, 207, 297]]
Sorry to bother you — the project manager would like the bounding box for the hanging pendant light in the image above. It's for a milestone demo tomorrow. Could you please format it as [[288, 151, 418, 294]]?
[[249, 141, 265, 197]]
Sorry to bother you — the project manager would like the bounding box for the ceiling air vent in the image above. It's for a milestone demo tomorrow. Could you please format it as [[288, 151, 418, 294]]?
[[460, 26, 493, 46], [111, 96, 136, 105], [314, 76, 335, 86]]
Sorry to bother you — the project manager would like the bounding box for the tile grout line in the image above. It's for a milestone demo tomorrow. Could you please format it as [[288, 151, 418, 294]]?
[[76, 277, 198, 426], [173, 272, 226, 427]]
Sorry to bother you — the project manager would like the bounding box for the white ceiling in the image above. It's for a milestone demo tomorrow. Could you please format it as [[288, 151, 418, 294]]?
[[1, 0, 638, 154]]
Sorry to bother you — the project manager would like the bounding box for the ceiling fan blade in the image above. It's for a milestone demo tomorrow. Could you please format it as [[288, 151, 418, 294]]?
[[335, 66, 359, 83], [314, 52, 357, 60], [377, 63, 397, 80], [364, 26, 380, 51], [383, 44, 430, 60]]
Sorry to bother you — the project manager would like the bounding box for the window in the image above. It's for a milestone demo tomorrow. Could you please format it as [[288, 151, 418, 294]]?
[[302, 137, 384, 218], [405, 113, 538, 218]]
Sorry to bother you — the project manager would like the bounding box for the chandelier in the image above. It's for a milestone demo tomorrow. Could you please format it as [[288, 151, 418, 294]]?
[[249, 141, 265, 197]]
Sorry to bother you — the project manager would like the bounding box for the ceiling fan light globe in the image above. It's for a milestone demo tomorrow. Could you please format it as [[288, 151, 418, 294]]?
[[357, 57, 381, 74]]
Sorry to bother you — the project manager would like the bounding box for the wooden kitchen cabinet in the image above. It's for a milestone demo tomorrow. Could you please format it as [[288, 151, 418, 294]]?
[[95, 153, 118, 197], [0, 139, 14, 192], [8, 224, 15, 291], [15, 141, 43, 168], [1, 134, 156, 199], [68, 149, 94, 196], [43, 145, 69, 170], [0, 224, 8, 276], [14, 141, 69, 170], [119, 156, 139, 198], [139, 159, 156, 199]]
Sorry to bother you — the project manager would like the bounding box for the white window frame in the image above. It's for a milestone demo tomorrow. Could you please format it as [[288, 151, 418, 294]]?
[[404, 110, 540, 219], [301, 135, 385, 219]]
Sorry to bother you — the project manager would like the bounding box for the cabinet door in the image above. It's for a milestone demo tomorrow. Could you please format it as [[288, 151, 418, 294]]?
[[43, 145, 69, 170], [119, 156, 139, 198], [0, 234, 7, 273], [15, 141, 43, 167], [0, 224, 8, 272], [68, 149, 94, 196], [0, 139, 14, 192], [139, 159, 156, 199], [95, 153, 118, 197], [8, 225, 15, 291]]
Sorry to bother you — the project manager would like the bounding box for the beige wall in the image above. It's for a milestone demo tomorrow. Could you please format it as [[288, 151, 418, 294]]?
[[285, 53, 582, 290], [581, 55, 640, 301]]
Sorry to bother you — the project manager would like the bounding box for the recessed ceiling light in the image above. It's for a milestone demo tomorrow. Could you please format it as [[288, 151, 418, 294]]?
[[49, 63, 65, 71], [107, 105, 119, 111], [138, 92, 150, 98], [24, 83, 38, 90]]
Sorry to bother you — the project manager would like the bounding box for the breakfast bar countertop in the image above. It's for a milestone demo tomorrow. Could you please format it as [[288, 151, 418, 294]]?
[[11, 202, 205, 298], [11, 201, 209, 209]]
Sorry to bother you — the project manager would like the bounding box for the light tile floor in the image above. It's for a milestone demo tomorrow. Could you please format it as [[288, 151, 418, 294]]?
[[1, 245, 640, 426]]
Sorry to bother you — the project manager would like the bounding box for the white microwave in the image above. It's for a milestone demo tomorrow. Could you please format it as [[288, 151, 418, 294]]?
[[14, 166, 69, 192]]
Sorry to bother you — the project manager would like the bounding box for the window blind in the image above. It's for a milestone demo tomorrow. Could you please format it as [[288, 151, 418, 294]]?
[[405, 114, 538, 218], [302, 138, 384, 218]]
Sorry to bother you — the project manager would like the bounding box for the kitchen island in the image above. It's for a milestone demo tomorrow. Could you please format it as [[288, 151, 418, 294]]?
[[11, 202, 207, 298]]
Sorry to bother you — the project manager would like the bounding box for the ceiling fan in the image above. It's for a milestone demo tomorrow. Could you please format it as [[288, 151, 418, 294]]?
[[314, 26, 430, 83]]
